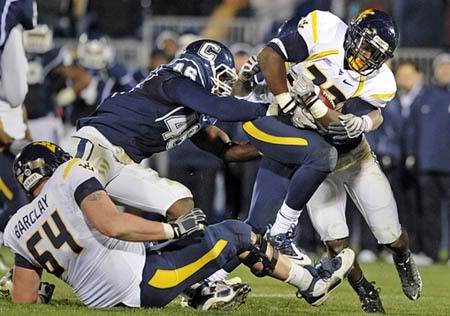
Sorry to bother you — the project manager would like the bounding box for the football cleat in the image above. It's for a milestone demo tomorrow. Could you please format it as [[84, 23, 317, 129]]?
[[180, 279, 251, 311], [393, 252, 422, 300], [268, 225, 312, 266], [353, 280, 385, 313], [298, 248, 355, 306]]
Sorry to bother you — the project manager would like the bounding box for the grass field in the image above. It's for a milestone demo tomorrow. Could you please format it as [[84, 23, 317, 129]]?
[[1, 247, 449, 316]]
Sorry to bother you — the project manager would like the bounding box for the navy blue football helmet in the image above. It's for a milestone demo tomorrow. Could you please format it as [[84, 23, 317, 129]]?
[[178, 39, 238, 96], [14, 142, 71, 192], [344, 9, 399, 75]]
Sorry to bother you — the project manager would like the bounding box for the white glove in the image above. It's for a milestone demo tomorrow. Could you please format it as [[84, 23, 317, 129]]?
[[0, 269, 12, 297], [327, 114, 372, 141], [171, 208, 207, 239], [291, 107, 318, 129], [38, 282, 55, 304], [238, 55, 259, 81], [290, 73, 319, 109]]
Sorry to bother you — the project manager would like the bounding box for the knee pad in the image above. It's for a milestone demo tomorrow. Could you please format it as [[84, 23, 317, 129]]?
[[325, 238, 349, 257], [241, 234, 279, 277]]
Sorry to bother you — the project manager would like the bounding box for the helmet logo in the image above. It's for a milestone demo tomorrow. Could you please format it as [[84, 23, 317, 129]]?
[[198, 42, 221, 62], [34, 141, 57, 152], [356, 9, 376, 22]]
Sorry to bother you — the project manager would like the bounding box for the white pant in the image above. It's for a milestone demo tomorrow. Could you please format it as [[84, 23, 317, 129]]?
[[28, 115, 64, 144], [66, 126, 192, 216], [307, 138, 402, 245]]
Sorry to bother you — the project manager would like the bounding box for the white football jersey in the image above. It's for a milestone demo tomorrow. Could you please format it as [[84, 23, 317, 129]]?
[[4, 157, 146, 308], [270, 10, 397, 109]]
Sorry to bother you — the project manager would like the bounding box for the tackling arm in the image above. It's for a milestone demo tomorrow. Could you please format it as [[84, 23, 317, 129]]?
[[190, 126, 261, 162]]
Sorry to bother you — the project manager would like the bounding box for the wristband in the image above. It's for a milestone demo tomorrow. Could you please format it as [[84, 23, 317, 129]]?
[[361, 115, 373, 131], [162, 223, 175, 239], [309, 99, 329, 119], [275, 92, 292, 107]]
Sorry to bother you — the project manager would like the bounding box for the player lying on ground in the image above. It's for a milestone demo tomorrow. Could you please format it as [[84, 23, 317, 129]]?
[[2, 142, 354, 308]]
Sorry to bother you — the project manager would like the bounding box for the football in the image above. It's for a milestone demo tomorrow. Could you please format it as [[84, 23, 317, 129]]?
[[318, 88, 335, 109]]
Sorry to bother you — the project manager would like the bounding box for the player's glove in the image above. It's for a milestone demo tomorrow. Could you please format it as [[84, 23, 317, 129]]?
[[291, 107, 318, 130], [327, 114, 372, 141], [238, 55, 259, 82], [7, 139, 30, 156], [38, 282, 55, 304], [0, 269, 13, 297], [290, 73, 319, 109], [171, 208, 207, 239]]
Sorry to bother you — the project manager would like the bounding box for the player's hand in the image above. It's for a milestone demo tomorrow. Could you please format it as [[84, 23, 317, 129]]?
[[291, 107, 318, 129], [290, 73, 319, 109], [8, 139, 30, 156], [0, 269, 13, 297], [327, 114, 370, 141], [171, 208, 207, 239], [38, 282, 55, 304], [238, 55, 259, 82]]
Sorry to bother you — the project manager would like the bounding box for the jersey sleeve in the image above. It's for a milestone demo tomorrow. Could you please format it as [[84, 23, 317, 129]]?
[[296, 10, 347, 54], [267, 30, 309, 62], [162, 77, 267, 121], [15, 253, 42, 271], [357, 65, 397, 108], [62, 159, 105, 207]]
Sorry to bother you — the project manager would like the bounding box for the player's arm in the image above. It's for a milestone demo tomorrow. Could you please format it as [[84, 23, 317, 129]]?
[[258, 30, 309, 114], [190, 125, 261, 162], [11, 266, 41, 304], [78, 178, 206, 241], [163, 77, 267, 121]]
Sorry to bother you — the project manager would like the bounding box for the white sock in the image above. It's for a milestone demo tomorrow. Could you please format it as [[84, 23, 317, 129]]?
[[270, 202, 302, 236], [285, 262, 313, 291], [207, 269, 230, 282]]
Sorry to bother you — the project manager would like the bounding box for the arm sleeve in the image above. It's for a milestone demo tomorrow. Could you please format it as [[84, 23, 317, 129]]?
[[342, 97, 378, 116], [267, 31, 309, 62], [15, 254, 42, 271], [162, 77, 267, 121], [0, 26, 28, 108], [74, 177, 105, 207]]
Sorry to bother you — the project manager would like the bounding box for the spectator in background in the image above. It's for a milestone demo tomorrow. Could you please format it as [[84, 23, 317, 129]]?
[[156, 30, 179, 61], [86, 0, 144, 37], [23, 25, 66, 145], [408, 53, 450, 263], [366, 61, 430, 264], [393, 0, 448, 48]]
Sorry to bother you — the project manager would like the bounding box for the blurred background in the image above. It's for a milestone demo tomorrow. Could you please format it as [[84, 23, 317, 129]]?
[[8, 0, 450, 267]]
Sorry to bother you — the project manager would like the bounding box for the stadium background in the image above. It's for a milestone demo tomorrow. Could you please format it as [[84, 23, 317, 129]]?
[[1, 0, 450, 315]]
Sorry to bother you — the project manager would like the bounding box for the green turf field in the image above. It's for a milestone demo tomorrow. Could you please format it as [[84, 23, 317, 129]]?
[[1, 247, 449, 316]]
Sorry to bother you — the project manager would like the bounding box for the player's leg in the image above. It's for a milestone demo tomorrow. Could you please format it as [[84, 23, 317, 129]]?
[[243, 117, 337, 259], [0, 152, 29, 270], [346, 156, 422, 301], [66, 126, 194, 220], [140, 220, 354, 309], [307, 171, 385, 313]]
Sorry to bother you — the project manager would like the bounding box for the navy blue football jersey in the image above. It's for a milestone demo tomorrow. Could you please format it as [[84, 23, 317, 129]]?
[[0, 0, 35, 49], [78, 62, 266, 162]]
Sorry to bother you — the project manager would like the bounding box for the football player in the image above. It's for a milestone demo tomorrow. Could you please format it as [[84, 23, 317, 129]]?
[[2, 142, 355, 308], [0, 0, 37, 270], [239, 9, 421, 313]]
